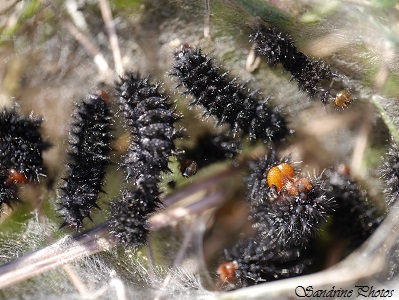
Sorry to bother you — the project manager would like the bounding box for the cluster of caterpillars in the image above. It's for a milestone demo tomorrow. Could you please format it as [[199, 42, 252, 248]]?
[[217, 156, 383, 287], [0, 22, 394, 291]]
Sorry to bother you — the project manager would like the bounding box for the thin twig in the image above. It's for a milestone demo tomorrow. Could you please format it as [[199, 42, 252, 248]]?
[[154, 218, 197, 300], [0, 224, 113, 290], [43, 1, 111, 78], [89, 274, 128, 300], [99, 0, 124, 76], [372, 95, 399, 144], [151, 193, 224, 230], [65, 0, 88, 31], [62, 264, 89, 297], [146, 241, 157, 280], [350, 102, 372, 177], [203, 0, 211, 39], [111, 277, 128, 300]]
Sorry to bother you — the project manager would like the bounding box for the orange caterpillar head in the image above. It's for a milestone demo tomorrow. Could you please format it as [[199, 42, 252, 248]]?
[[99, 90, 109, 101], [333, 90, 352, 109], [5, 169, 28, 186], [336, 164, 350, 177], [217, 261, 238, 283], [266, 162, 295, 192], [267, 163, 314, 197], [285, 177, 313, 197]]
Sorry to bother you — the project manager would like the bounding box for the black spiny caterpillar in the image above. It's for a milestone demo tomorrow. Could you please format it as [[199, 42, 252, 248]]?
[[172, 46, 290, 144], [0, 107, 48, 181], [0, 107, 49, 211], [380, 142, 399, 207], [0, 173, 19, 211], [58, 94, 113, 229], [115, 72, 180, 187], [109, 188, 160, 247], [325, 165, 383, 250], [222, 235, 313, 287], [251, 24, 338, 105], [110, 72, 179, 245], [246, 152, 334, 247]]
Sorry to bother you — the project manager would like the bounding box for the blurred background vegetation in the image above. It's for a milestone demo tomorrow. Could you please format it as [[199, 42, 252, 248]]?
[[1, 0, 399, 299]]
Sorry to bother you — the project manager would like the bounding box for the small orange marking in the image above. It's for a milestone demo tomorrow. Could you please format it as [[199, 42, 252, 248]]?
[[295, 177, 313, 194], [5, 169, 28, 185], [333, 90, 352, 109], [217, 261, 238, 283], [336, 164, 350, 177], [267, 163, 295, 192], [99, 90, 109, 101]]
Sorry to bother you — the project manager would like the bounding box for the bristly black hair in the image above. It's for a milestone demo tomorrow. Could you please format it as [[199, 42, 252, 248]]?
[[0, 107, 49, 211], [325, 165, 384, 250], [0, 107, 49, 181], [172, 46, 290, 145], [109, 188, 159, 246], [110, 72, 180, 246], [58, 94, 113, 229], [246, 152, 335, 248], [115, 72, 180, 186], [0, 174, 19, 212], [251, 24, 337, 105], [224, 235, 313, 287], [380, 142, 399, 207]]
